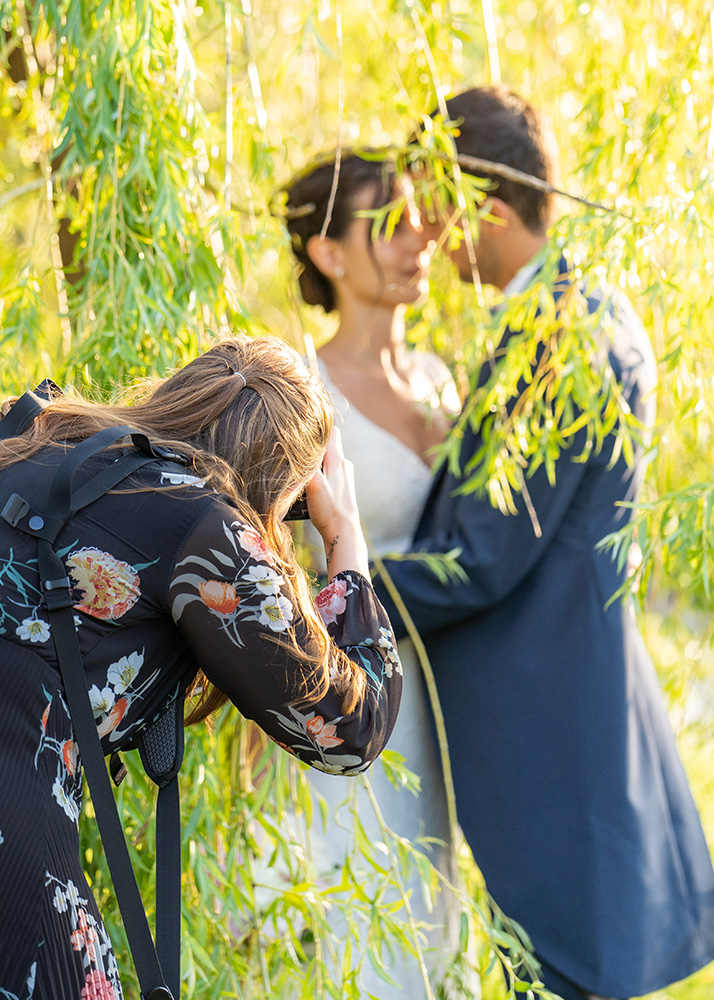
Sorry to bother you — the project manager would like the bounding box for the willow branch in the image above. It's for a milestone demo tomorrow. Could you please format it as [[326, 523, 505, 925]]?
[[452, 152, 621, 214], [319, 2, 344, 241], [0, 178, 45, 208]]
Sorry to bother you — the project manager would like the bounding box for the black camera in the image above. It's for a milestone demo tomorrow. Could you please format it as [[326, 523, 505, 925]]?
[[284, 491, 309, 521]]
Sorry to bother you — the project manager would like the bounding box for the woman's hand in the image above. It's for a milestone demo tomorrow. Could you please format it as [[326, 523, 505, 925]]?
[[305, 427, 358, 535], [305, 428, 369, 579]]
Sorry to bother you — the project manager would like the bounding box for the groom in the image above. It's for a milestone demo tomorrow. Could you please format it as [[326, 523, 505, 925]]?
[[373, 86, 714, 1000]]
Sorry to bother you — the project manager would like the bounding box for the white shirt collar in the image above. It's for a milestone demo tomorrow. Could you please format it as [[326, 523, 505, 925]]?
[[501, 248, 548, 299]]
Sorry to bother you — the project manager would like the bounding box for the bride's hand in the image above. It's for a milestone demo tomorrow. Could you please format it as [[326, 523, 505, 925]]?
[[305, 429, 369, 579]]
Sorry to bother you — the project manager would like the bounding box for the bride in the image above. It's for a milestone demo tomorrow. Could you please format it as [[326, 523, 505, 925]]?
[[285, 152, 468, 999]]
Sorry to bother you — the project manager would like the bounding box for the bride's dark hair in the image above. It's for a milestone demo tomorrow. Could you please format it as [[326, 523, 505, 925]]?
[[284, 152, 396, 313]]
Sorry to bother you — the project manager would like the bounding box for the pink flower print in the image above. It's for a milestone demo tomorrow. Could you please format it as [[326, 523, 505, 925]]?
[[305, 714, 344, 748], [71, 911, 100, 964], [315, 578, 348, 625], [199, 579, 241, 615], [62, 740, 79, 775], [96, 697, 128, 739], [81, 969, 116, 1000], [68, 547, 140, 621], [237, 527, 273, 563]]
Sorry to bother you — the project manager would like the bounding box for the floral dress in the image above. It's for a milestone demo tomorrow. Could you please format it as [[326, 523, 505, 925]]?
[[0, 448, 402, 1000]]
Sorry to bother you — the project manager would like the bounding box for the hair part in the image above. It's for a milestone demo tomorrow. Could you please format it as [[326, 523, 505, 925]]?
[[435, 86, 559, 232], [0, 335, 366, 725]]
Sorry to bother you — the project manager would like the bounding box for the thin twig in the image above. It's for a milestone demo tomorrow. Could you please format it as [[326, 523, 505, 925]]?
[[409, 9, 486, 306], [453, 152, 621, 214], [109, 74, 126, 330], [224, 2, 233, 215], [319, 2, 344, 240], [362, 779, 437, 1000], [280, 144, 621, 221], [480, 0, 501, 84], [17, 0, 72, 356], [516, 469, 543, 538], [242, 0, 267, 131], [368, 537, 460, 879], [0, 177, 45, 208], [707, 10, 714, 160]]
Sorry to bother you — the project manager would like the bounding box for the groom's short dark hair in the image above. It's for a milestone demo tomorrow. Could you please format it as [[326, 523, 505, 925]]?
[[436, 86, 558, 233]]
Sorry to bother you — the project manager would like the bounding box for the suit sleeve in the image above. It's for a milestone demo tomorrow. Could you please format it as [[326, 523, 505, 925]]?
[[373, 445, 591, 639]]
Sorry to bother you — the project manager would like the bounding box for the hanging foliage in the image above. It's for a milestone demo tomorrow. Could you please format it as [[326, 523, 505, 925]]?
[[1, 2, 713, 999]]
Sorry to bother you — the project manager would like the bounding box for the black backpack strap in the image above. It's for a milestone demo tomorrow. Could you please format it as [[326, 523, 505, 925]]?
[[0, 378, 60, 440], [138, 697, 186, 997], [38, 552, 173, 1000], [155, 777, 181, 996], [43, 424, 158, 529], [1, 447, 157, 542], [5, 426, 181, 1000]]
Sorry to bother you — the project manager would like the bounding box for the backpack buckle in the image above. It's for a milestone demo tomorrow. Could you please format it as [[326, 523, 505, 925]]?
[[1, 493, 30, 527], [43, 575, 75, 611]]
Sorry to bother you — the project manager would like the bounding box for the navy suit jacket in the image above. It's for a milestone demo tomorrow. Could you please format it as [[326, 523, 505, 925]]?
[[374, 267, 714, 996]]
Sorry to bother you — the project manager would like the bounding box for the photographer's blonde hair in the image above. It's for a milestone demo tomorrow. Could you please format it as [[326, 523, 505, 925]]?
[[0, 335, 366, 724]]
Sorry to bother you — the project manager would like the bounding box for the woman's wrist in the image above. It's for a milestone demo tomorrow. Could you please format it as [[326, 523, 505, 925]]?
[[320, 519, 369, 580]]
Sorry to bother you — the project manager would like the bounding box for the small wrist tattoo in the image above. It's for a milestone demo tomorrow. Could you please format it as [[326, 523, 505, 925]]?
[[326, 534, 339, 567]]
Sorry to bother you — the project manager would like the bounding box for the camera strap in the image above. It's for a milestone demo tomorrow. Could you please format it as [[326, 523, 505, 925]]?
[[0, 423, 185, 1000], [0, 378, 59, 437]]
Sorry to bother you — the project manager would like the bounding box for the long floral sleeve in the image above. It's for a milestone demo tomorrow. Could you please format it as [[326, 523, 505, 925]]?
[[169, 504, 402, 774]]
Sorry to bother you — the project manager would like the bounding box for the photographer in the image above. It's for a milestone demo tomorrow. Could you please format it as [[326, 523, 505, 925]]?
[[0, 334, 402, 1000]]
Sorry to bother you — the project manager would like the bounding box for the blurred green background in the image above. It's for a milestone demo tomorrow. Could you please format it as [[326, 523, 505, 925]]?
[[1, 1, 713, 997]]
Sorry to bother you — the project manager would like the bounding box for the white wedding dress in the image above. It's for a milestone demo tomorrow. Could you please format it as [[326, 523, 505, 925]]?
[[304, 356, 460, 999]]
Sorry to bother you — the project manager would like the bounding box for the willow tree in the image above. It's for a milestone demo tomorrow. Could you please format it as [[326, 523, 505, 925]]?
[[1, 1, 713, 999]]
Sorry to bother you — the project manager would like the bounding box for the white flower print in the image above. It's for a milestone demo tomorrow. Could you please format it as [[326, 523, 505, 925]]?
[[106, 650, 144, 693], [65, 879, 81, 906], [52, 885, 68, 913], [52, 775, 80, 823], [258, 594, 293, 632], [16, 617, 50, 643], [378, 626, 402, 677], [309, 758, 372, 775], [88, 684, 116, 714], [241, 564, 285, 594]]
